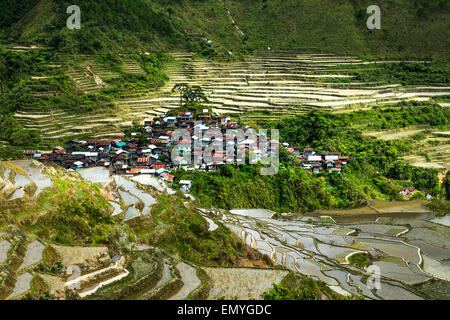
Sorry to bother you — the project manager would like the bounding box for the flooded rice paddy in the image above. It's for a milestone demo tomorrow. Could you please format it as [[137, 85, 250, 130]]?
[[78, 167, 111, 184], [222, 207, 450, 299], [204, 267, 289, 300], [168, 262, 201, 300], [2, 161, 448, 299], [19, 240, 46, 270], [0, 239, 11, 263], [14, 161, 52, 196], [76, 166, 165, 221], [7, 272, 33, 299]]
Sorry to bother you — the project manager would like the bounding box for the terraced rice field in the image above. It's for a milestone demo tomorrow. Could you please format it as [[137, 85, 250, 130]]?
[[402, 139, 450, 170], [204, 267, 289, 300], [364, 128, 450, 170], [7, 273, 34, 300], [0, 240, 11, 263], [14, 51, 450, 149], [168, 262, 201, 300], [222, 207, 449, 299], [51, 244, 111, 271], [1, 160, 449, 299], [119, 51, 449, 121], [18, 240, 45, 270]]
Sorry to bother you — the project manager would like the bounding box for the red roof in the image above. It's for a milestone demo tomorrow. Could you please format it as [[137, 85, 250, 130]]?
[[177, 140, 192, 144], [304, 148, 314, 152], [161, 173, 174, 182]]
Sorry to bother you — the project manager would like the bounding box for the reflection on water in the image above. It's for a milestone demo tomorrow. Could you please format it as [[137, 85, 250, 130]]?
[[430, 215, 450, 227], [78, 167, 111, 184], [225, 208, 449, 299], [14, 161, 53, 195], [115, 176, 156, 215]]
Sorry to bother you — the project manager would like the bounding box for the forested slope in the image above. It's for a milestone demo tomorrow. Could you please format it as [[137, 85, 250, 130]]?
[[0, 0, 448, 59]]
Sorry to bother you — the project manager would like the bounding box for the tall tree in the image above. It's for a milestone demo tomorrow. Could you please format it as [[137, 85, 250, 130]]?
[[172, 83, 208, 107]]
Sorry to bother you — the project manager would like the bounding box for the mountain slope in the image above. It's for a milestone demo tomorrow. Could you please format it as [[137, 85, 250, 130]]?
[[224, 0, 450, 60], [0, 0, 448, 60]]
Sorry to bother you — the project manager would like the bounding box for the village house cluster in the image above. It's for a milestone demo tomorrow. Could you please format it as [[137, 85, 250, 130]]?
[[23, 110, 349, 188], [284, 146, 349, 173], [22, 111, 245, 184]]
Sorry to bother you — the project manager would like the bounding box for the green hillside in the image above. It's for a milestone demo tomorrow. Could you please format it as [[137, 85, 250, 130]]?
[[0, 0, 449, 59], [224, 0, 450, 60]]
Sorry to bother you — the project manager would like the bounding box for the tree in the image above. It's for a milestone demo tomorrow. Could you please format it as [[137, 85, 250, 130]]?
[[172, 83, 208, 107]]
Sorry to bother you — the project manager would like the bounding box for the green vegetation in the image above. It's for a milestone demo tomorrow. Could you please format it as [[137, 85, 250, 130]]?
[[348, 252, 371, 267], [128, 195, 265, 266], [1, 166, 119, 245], [0, 46, 171, 152], [171, 83, 209, 107], [264, 282, 320, 300], [263, 272, 362, 300], [0, 115, 40, 147], [0, 0, 448, 61], [426, 199, 450, 216], [224, 0, 449, 61], [351, 62, 449, 85], [34, 179, 118, 245], [0, 47, 114, 124], [101, 53, 172, 98], [175, 104, 447, 213]]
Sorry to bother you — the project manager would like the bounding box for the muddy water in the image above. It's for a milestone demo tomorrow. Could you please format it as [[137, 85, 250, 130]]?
[[108, 201, 122, 216], [114, 176, 157, 216], [430, 215, 450, 227], [7, 273, 33, 299], [224, 207, 449, 299], [13, 161, 52, 196], [19, 240, 46, 270], [168, 262, 201, 300], [124, 207, 140, 221], [0, 240, 11, 263], [78, 167, 111, 184], [13, 174, 30, 188]]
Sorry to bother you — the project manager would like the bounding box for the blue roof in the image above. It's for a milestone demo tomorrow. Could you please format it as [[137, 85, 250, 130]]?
[[116, 142, 126, 147]]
